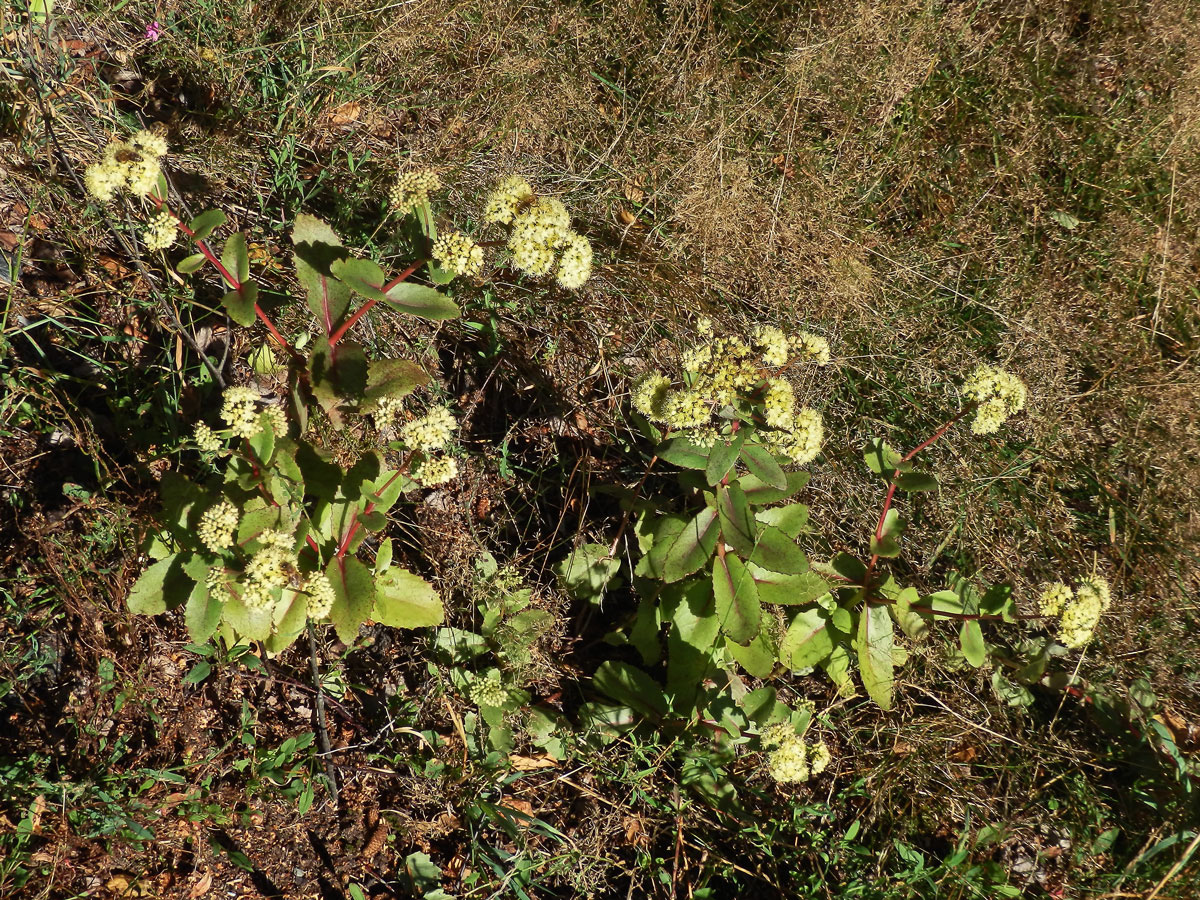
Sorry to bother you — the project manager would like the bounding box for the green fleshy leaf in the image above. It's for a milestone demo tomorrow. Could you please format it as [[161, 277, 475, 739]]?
[[755, 502, 810, 538], [292, 214, 352, 333], [188, 209, 226, 242], [557, 543, 621, 600], [747, 525, 807, 575], [747, 563, 829, 605], [373, 567, 444, 628], [361, 359, 428, 412], [725, 629, 775, 679], [716, 483, 756, 557], [857, 603, 895, 710], [657, 436, 709, 470], [593, 661, 667, 720], [662, 506, 720, 583], [221, 232, 250, 284], [959, 619, 987, 667], [128, 553, 191, 615], [185, 580, 223, 644], [869, 508, 904, 558], [666, 580, 720, 706], [894, 471, 939, 492], [326, 556, 375, 644], [383, 282, 460, 320], [221, 282, 258, 327], [741, 470, 809, 504], [780, 606, 835, 669], [177, 253, 206, 275], [713, 552, 761, 645], [705, 431, 746, 486], [741, 443, 787, 490], [330, 256, 387, 300]]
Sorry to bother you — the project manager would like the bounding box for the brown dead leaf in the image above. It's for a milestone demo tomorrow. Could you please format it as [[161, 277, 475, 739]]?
[[328, 101, 361, 125], [617, 208, 637, 226], [622, 180, 646, 204], [509, 754, 558, 771], [29, 794, 45, 834], [951, 744, 979, 763], [501, 798, 535, 820], [0, 231, 19, 252]]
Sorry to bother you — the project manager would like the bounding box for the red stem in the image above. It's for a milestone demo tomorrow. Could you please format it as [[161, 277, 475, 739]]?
[[327, 259, 426, 346], [154, 196, 298, 359], [861, 403, 977, 591], [335, 469, 406, 560]]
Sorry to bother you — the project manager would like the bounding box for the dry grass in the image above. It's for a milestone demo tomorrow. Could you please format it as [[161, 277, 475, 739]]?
[[2, 0, 1199, 896]]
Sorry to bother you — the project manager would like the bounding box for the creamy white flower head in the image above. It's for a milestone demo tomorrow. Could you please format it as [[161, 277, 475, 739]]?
[[243, 529, 296, 607], [962, 364, 1027, 435], [432, 230, 485, 278], [304, 572, 336, 620], [631, 373, 672, 422], [129, 129, 169, 159], [220, 386, 262, 439], [483, 175, 534, 225], [555, 231, 592, 289], [1038, 582, 1073, 617], [754, 326, 789, 367], [770, 407, 823, 465], [508, 197, 572, 276], [683, 425, 718, 449], [194, 422, 223, 453], [413, 455, 458, 487], [661, 389, 713, 430], [469, 670, 509, 708], [808, 741, 832, 776], [763, 378, 795, 430], [84, 133, 165, 202], [143, 210, 177, 252], [790, 331, 831, 366], [398, 406, 457, 452], [389, 169, 440, 210], [84, 148, 125, 203], [198, 500, 239, 553]]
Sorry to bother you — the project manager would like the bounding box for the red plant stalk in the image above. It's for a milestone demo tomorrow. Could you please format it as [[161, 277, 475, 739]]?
[[151, 195, 298, 359], [335, 467, 407, 561], [861, 403, 977, 593], [327, 258, 426, 346]]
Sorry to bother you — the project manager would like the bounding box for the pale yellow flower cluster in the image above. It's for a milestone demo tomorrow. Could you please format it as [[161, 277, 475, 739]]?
[[632, 327, 826, 462], [762, 723, 833, 784], [413, 456, 459, 487], [555, 232, 593, 290], [264, 405, 288, 438], [398, 405, 457, 452], [194, 422, 223, 453], [764, 406, 824, 466], [482, 175, 535, 225], [962, 364, 1027, 435], [198, 500, 239, 553], [469, 671, 509, 708], [304, 572, 336, 620], [142, 210, 177, 252], [373, 397, 404, 430], [220, 386, 262, 440], [484, 176, 593, 289], [241, 529, 296, 612], [432, 230, 485, 278], [84, 129, 168, 203], [389, 169, 440, 210], [1040, 576, 1112, 649]]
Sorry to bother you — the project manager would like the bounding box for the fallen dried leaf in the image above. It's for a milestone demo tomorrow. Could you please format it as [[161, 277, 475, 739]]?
[[509, 754, 558, 771]]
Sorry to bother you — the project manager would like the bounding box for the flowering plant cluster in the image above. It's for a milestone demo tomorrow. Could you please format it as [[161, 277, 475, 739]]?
[[568, 327, 1114, 742], [96, 139, 591, 652]]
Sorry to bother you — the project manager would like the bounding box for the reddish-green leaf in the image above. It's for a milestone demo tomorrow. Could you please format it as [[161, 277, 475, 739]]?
[[713, 552, 761, 645], [662, 506, 719, 583]]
